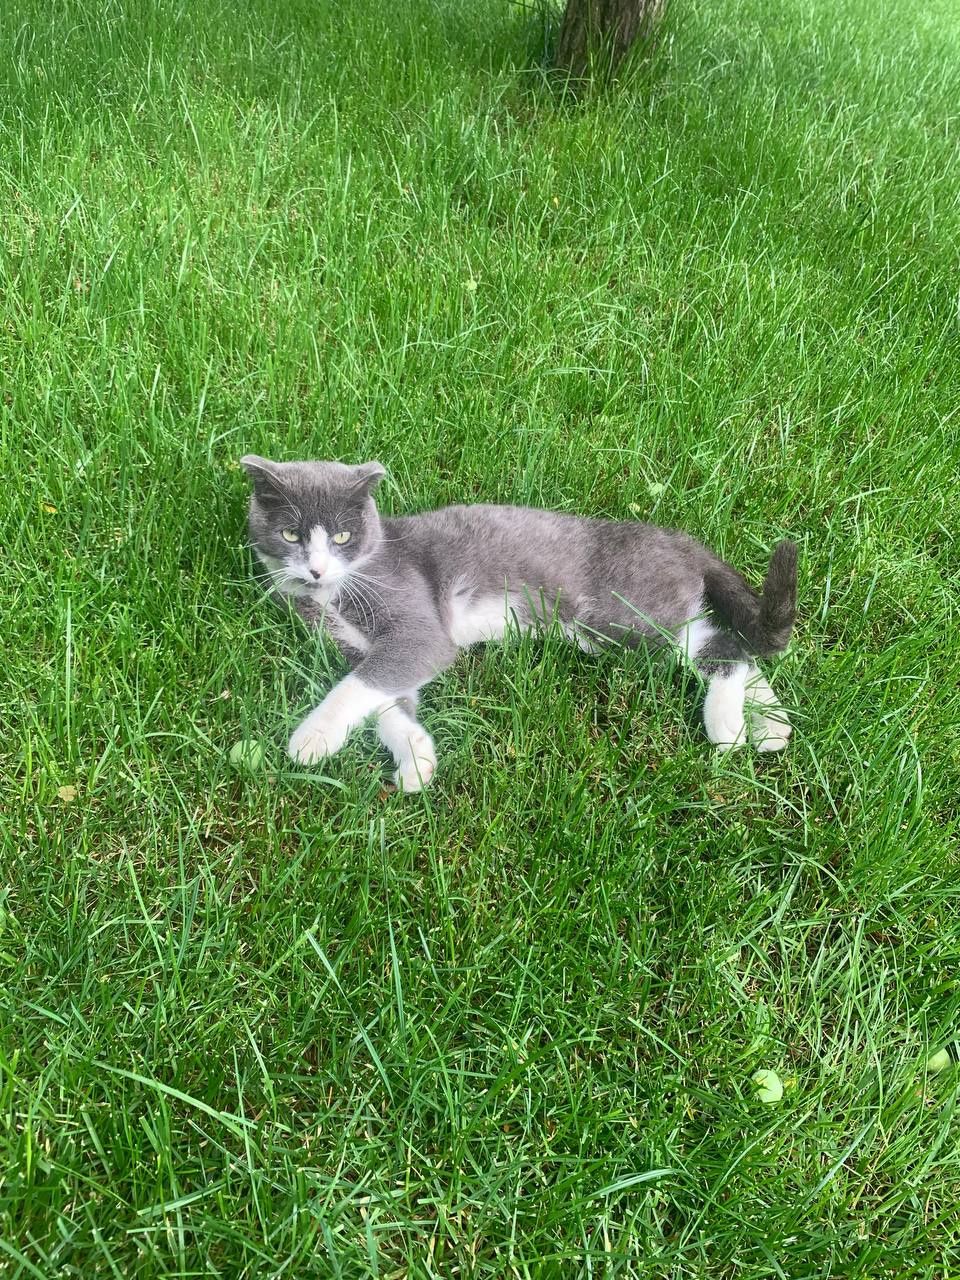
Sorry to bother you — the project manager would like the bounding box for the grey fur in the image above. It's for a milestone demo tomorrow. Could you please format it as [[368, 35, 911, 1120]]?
[[242, 456, 797, 786]]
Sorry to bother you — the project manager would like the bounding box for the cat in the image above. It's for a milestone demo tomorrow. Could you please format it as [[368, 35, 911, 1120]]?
[[242, 455, 797, 791]]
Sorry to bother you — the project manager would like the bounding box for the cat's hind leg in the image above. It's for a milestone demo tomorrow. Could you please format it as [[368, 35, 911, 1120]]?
[[695, 631, 752, 751], [376, 697, 437, 791], [745, 670, 792, 752], [702, 664, 750, 750]]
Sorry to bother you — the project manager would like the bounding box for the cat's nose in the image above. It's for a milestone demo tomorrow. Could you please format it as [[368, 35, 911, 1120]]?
[[309, 569, 324, 581]]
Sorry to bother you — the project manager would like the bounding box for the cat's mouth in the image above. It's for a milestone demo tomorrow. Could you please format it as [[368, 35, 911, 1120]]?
[[301, 569, 352, 606], [257, 555, 343, 600], [305, 565, 347, 589]]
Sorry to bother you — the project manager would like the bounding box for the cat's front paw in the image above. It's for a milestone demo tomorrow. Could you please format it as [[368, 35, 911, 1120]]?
[[393, 727, 437, 792], [288, 708, 349, 764]]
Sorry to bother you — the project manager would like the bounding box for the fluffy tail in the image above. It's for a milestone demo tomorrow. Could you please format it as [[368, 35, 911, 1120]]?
[[704, 540, 797, 657]]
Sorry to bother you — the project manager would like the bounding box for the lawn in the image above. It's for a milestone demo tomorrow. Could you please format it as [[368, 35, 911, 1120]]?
[[2, 0, 959, 1273]]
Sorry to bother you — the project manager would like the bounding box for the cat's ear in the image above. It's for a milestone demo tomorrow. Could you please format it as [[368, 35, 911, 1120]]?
[[240, 454, 287, 499], [350, 461, 386, 495]]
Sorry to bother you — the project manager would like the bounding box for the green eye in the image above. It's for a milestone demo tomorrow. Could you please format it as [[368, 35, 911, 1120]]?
[[331, 530, 351, 545], [281, 528, 300, 543]]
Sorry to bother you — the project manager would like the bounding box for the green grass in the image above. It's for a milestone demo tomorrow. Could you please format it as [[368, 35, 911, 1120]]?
[[2, 0, 959, 1273]]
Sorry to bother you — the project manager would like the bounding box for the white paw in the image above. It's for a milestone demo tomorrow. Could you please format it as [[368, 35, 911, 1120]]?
[[287, 709, 349, 764], [745, 674, 791, 752], [392, 729, 437, 792], [751, 711, 792, 753], [706, 716, 748, 752], [703, 676, 748, 752]]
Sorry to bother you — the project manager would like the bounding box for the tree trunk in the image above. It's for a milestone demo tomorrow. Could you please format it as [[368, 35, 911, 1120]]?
[[553, 0, 665, 84]]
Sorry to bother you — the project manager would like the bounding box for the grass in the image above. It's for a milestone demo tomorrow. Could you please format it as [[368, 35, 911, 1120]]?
[[2, 0, 959, 1273]]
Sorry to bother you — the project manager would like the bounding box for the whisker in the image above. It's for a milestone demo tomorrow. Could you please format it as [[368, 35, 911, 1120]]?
[[347, 576, 385, 611], [354, 579, 384, 629], [352, 588, 375, 634], [347, 576, 386, 619], [339, 578, 372, 632], [350, 568, 400, 595]]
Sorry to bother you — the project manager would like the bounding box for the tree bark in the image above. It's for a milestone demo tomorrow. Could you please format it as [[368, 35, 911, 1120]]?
[[553, 0, 665, 84]]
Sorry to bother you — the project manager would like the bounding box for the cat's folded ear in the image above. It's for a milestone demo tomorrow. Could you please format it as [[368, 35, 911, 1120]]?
[[350, 461, 386, 494], [240, 454, 287, 498]]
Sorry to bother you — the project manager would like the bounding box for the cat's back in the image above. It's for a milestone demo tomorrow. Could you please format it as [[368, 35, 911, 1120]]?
[[380, 502, 702, 596], [388, 502, 593, 540], [383, 502, 592, 565], [384, 501, 697, 555]]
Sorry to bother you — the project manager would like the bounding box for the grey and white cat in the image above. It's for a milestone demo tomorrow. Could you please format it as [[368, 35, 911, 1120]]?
[[242, 456, 797, 791]]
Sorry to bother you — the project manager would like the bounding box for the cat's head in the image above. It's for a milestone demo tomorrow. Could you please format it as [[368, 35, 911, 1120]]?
[[241, 456, 385, 598]]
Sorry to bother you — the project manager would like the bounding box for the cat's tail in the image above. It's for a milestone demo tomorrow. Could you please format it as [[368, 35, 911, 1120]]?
[[704, 540, 797, 657]]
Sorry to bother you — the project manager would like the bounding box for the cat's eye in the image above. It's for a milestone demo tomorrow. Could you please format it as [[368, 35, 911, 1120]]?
[[281, 528, 300, 543], [331, 530, 351, 545]]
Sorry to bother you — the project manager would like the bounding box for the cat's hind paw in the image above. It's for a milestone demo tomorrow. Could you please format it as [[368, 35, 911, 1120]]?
[[745, 673, 792, 752], [751, 711, 792, 752], [705, 717, 748, 751], [703, 677, 748, 752], [392, 728, 437, 792]]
